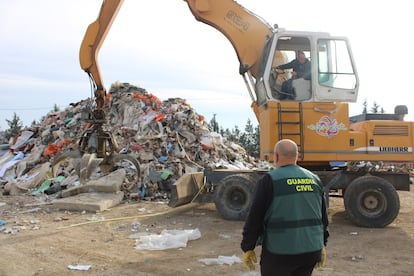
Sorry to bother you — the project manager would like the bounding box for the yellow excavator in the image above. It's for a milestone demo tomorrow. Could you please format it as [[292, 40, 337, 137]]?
[[74, 0, 411, 228]]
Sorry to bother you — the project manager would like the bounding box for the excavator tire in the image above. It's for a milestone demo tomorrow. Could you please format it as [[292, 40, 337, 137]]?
[[344, 175, 400, 228], [214, 174, 256, 221]]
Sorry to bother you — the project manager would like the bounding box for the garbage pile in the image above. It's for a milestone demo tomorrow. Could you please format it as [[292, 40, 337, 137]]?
[[0, 82, 259, 200]]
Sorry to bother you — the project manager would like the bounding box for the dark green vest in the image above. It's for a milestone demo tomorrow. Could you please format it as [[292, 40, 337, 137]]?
[[263, 165, 324, 254]]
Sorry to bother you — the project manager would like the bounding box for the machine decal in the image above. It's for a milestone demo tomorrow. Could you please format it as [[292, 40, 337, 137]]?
[[225, 10, 250, 31], [380, 147, 410, 152], [354, 146, 413, 153], [307, 115, 347, 139]]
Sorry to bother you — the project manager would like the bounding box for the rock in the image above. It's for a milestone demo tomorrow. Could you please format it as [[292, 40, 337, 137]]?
[[52, 191, 125, 212], [61, 169, 126, 198]]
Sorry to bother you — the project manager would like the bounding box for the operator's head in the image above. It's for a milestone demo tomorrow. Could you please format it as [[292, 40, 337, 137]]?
[[297, 51, 306, 64], [274, 139, 298, 168]]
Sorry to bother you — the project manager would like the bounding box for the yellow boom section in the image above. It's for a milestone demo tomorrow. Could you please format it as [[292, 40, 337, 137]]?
[[184, 0, 272, 78], [80, 0, 272, 109], [79, 0, 124, 110]]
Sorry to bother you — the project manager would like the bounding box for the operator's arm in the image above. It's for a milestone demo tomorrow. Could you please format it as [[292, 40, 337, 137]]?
[[277, 59, 296, 70]]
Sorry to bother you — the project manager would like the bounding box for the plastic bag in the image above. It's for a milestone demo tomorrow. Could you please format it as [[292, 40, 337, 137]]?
[[135, 228, 201, 250], [198, 255, 242, 266]]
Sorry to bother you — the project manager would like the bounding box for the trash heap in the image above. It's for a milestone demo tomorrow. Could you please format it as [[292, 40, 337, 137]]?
[[0, 82, 259, 199]]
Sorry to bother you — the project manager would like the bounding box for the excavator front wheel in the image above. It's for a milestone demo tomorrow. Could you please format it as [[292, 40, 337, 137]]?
[[344, 175, 400, 228], [214, 174, 256, 221]]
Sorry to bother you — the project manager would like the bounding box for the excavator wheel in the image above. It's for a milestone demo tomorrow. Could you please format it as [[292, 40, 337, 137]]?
[[344, 175, 400, 228], [214, 174, 256, 221]]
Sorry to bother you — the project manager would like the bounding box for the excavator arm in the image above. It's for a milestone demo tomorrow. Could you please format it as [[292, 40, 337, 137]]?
[[79, 0, 273, 111], [184, 0, 272, 78], [79, 0, 124, 111]]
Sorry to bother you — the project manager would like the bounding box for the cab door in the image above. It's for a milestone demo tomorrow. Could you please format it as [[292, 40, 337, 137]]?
[[314, 38, 359, 102]]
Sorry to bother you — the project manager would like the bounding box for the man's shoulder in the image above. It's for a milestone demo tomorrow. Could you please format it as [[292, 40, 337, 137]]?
[[267, 165, 298, 176], [292, 165, 315, 175]]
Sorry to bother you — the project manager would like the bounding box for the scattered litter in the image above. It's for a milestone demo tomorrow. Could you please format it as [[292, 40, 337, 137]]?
[[198, 255, 241, 266], [349, 232, 358, 235], [67, 265, 91, 271], [131, 221, 141, 231], [86, 215, 105, 221], [135, 228, 201, 250], [53, 216, 69, 221], [218, 233, 232, 239], [351, 255, 364, 261], [2, 227, 19, 234], [0, 220, 6, 226]]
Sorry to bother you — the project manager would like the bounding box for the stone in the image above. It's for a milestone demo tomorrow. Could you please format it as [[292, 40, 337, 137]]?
[[52, 191, 124, 212], [61, 169, 126, 198]]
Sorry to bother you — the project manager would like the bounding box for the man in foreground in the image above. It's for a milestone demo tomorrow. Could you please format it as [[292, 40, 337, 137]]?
[[241, 139, 329, 275]]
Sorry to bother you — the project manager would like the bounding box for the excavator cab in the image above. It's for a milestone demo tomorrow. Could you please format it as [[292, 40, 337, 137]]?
[[254, 29, 359, 105]]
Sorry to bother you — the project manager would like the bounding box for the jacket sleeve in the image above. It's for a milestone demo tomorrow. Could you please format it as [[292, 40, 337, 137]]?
[[302, 61, 312, 80], [322, 192, 330, 246], [241, 174, 273, 252], [278, 59, 295, 70]]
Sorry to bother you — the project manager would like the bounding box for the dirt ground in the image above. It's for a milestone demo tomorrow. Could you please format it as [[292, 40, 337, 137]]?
[[1, 187, 414, 276]]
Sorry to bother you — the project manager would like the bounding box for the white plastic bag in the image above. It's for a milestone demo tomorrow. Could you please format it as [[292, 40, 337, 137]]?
[[135, 228, 201, 250], [198, 255, 242, 266]]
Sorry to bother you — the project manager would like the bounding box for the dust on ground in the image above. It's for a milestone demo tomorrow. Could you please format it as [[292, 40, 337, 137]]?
[[1, 188, 414, 276]]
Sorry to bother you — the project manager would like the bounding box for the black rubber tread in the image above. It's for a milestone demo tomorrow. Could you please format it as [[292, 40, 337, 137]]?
[[214, 174, 256, 221], [344, 175, 400, 228]]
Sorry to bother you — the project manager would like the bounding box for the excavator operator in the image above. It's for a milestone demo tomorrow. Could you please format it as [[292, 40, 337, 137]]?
[[276, 51, 311, 99]]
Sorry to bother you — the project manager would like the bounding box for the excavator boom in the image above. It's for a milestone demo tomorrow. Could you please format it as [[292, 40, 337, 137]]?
[[79, 0, 124, 111], [184, 0, 272, 77], [79, 0, 272, 110]]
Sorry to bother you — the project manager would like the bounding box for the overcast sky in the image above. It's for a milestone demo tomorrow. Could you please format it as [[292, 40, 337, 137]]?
[[1, 0, 413, 132]]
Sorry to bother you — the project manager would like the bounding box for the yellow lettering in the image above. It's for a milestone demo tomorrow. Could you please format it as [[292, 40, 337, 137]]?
[[287, 178, 317, 185], [295, 185, 314, 192]]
